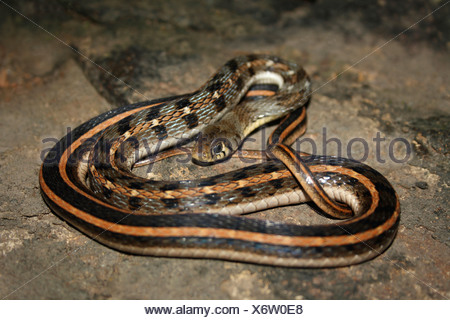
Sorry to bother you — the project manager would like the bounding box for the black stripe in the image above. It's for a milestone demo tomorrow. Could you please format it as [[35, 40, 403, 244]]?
[[160, 182, 182, 191], [196, 178, 219, 187], [248, 84, 279, 92], [129, 181, 145, 189], [232, 171, 248, 180], [270, 106, 306, 145]]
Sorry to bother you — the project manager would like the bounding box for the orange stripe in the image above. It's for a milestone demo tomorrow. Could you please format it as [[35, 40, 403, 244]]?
[[269, 107, 306, 145], [245, 90, 276, 97], [40, 168, 399, 247]]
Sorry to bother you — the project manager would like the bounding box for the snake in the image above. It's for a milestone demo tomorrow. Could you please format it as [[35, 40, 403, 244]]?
[[39, 54, 400, 267]]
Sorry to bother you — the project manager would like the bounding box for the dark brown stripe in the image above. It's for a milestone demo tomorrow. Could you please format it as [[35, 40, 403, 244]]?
[[153, 125, 168, 140], [116, 117, 132, 135], [225, 59, 239, 73], [145, 104, 163, 122], [175, 98, 190, 110], [182, 113, 199, 129], [214, 95, 227, 112], [206, 81, 221, 93], [129, 196, 143, 210]]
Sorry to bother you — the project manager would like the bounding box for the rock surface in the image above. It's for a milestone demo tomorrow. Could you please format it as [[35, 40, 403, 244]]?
[[0, 0, 448, 299]]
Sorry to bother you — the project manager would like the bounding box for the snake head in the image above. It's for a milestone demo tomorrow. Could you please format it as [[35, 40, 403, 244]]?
[[192, 124, 240, 164]]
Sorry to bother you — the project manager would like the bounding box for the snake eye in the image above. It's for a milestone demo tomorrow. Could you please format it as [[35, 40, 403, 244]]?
[[210, 138, 232, 161], [211, 142, 223, 156]]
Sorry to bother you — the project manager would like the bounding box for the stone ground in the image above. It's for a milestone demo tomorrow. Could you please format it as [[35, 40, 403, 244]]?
[[0, 0, 448, 299]]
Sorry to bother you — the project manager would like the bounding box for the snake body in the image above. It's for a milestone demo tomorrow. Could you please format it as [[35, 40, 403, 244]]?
[[39, 55, 400, 267]]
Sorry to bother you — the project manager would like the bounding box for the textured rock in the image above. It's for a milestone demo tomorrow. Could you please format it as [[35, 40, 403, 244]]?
[[0, 0, 448, 299]]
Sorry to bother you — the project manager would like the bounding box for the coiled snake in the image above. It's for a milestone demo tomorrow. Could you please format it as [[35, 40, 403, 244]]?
[[40, 54, 400, 267]]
